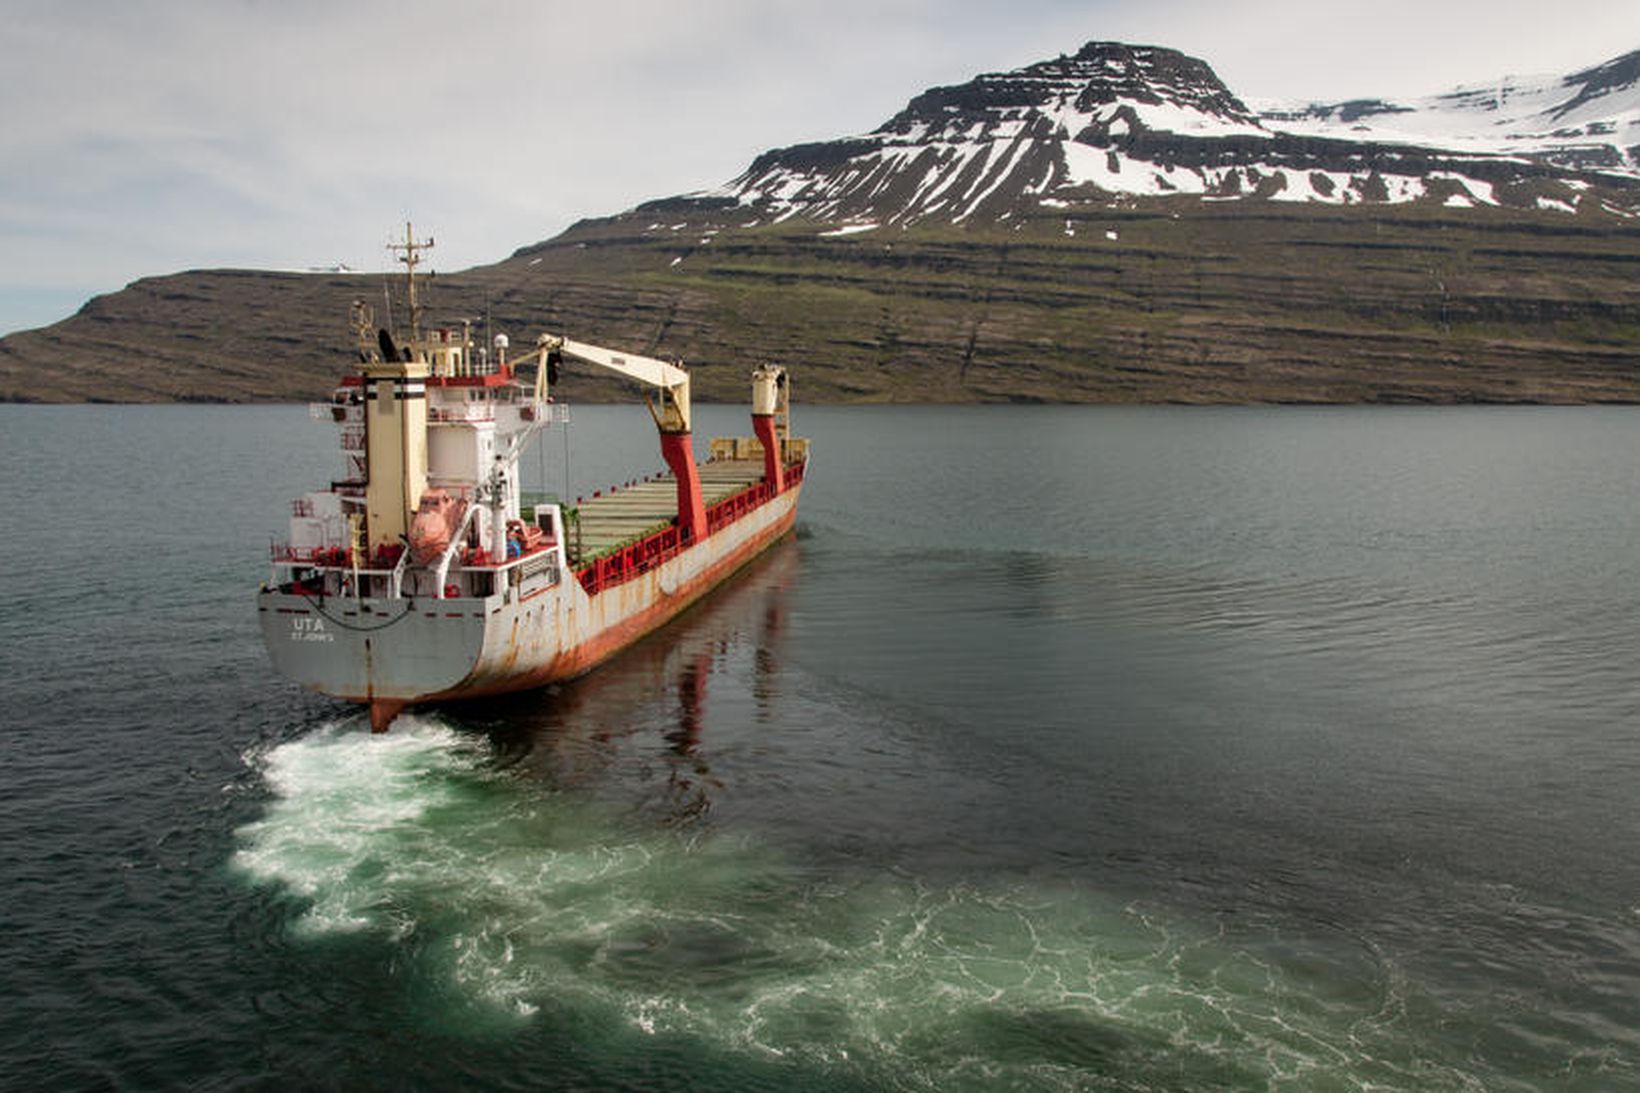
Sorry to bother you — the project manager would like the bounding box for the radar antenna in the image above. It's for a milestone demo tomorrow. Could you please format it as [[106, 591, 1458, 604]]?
[[387, 222, 434, 346]]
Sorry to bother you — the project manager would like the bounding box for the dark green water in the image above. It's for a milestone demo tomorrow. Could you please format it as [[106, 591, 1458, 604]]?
[[2, 404, 1637, 1090]]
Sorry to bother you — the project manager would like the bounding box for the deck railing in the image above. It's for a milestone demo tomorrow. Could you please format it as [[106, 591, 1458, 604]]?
[[274, 457, 806, 600], [268, 543, 405, 568]]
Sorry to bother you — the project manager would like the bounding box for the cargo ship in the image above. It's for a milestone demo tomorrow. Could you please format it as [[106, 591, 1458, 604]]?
[[256, 228, 808, 731]]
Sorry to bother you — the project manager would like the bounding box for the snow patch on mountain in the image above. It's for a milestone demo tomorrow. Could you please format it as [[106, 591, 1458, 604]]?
[[819, 222, 879, 237], [683, 41, 1640, 227], [1259, 50, 1640, 176]]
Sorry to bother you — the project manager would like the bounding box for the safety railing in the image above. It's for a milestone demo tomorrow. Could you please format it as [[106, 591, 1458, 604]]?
[[270, 542, 406, 568]]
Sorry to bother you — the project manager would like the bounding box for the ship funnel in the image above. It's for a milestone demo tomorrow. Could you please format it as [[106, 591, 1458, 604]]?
[[361, 343, 430, 553]]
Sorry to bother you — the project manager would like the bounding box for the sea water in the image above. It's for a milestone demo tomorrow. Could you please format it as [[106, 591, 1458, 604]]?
[[1, 403, 1636, 1090]]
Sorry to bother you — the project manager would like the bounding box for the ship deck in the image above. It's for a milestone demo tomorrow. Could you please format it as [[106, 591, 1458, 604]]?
[[567, 458, 768, 564]]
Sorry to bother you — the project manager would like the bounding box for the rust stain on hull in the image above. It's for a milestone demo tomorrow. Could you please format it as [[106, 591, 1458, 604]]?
[[428, 493, 800, 705]]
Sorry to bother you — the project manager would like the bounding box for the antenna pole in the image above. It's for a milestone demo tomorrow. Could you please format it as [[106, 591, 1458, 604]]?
[[388, 222, 434, 346]]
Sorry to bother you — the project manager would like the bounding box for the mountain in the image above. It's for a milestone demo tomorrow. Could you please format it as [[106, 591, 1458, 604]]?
[[3, 41, 1638, 405], [682, 41, 1639, 227], [1261, 49, 1640, 177]]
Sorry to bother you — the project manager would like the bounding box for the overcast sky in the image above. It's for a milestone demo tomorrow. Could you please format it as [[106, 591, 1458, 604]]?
[[3, 0, 1636, 335]]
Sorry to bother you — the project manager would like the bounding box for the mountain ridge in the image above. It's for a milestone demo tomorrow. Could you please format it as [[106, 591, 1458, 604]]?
[[656, 40, 1639, 233], [1262, 48, 1640, 177], [3, 39, 1637, 405]]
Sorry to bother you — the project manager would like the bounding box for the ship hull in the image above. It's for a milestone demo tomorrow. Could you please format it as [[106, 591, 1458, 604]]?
[[257, 481, 802, 721]]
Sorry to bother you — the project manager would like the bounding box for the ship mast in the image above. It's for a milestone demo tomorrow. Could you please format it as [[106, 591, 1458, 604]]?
[[389, 222, 434, 347], [357, 223, 435, 560]]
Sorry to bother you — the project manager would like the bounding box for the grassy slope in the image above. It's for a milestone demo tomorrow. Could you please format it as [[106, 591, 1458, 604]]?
[[3, 202, 1637, 404]]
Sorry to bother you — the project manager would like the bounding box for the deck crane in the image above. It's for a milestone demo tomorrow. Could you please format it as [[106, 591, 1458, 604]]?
[[534, 336, 709, 541]]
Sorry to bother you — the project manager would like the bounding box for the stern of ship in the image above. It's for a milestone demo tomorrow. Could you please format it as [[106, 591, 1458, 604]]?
[[257, 587, 492, 727]]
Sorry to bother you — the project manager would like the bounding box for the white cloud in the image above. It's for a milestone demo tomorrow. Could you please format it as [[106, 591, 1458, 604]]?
[[1, 0, 1635, 334]]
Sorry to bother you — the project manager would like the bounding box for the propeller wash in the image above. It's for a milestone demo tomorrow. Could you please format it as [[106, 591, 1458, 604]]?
[[257, 226, 809, 731]]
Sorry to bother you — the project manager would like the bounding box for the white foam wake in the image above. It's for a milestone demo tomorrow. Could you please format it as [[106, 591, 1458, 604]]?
[[232, 715, 484, 934], [230, 718, 1470, 1088]]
